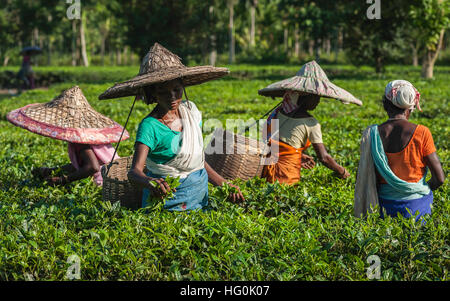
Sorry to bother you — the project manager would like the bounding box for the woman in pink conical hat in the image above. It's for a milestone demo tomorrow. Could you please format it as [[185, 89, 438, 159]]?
[[258, 61, 362, 185], [7, 86, 129, 186]]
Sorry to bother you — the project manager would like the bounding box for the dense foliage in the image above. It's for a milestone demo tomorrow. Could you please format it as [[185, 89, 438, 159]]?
[[0, 0, 449, 74], [0, 64, 448, 280]]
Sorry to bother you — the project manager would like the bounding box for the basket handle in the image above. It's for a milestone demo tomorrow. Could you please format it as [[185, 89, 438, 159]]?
[[239, 100, 282, 135], [104, 95, 138, 177]]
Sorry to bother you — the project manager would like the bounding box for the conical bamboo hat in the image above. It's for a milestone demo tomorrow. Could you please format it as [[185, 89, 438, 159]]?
[[258, 61, 362, 106], [7, 86, 129, 144], [99, 43, 229, 100]]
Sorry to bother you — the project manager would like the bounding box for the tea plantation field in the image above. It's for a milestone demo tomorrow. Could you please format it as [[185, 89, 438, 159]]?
[[0, 64, 448, 280]]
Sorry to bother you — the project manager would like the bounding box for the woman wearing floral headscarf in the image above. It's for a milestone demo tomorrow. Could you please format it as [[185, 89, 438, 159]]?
[[354, 80, 445, 220]]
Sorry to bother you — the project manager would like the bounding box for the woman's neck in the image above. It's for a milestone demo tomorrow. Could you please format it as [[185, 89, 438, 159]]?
[[387, 113, 408, 121], [153, 104, 180, 119], [285, 108, 312, 118]]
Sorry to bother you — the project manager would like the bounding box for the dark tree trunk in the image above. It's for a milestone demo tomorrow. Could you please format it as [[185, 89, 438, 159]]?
[[325, 38, 331, 55], [117, 48, 122, 65], [110, 51, 114, 66], [80, 14, 89, 67], [284, 27, 288, 52], [100, 38, 106, 66], [47, 36, 52, 65], [294, 24, 300, 58], [72, 20, 77, 66], [249, 0, 257, 48], [421, 29, 445, 78], [100, 20, 110, 66], [411, 43, 419, 67], [308, 39, 314, 56], [209, 5, 217, 66], [314, 39, 321, 62], [228, 1, 235, 64], [123, 46, 128, 65], [375, 55, 384, 74], [76, 25, 81, 65]]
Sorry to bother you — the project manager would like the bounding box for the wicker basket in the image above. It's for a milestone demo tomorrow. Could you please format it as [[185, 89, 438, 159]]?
[[205, 128, 268, 181], [101, 156, 146, 209]]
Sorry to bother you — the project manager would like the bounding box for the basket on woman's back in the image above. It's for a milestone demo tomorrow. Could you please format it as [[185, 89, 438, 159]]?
[[101, 156, 147, 209], [205, 128, 268, 181]]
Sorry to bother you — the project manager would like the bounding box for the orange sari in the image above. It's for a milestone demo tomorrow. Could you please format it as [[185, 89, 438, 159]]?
[[262, 138, 311, 185]]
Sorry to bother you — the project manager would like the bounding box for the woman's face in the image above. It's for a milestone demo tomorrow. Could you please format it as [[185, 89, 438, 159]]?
[[153, 79, 184, 111], [298, 94, 320, 111]]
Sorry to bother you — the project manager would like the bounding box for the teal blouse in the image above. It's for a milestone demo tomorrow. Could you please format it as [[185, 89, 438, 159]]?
[[135, 116, 181, 164]]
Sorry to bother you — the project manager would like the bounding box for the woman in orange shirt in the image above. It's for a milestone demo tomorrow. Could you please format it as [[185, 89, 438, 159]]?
[[258, 61, 362, 185], [356, 80, 445, 220]]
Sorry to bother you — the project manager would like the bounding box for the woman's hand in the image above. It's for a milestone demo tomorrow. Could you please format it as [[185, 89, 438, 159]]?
[[301, 154, 316, 169], [312, 143, 350, 179], [204, 161, 245, 203], [32, 167, 54, 179], [147, 177, 176, 200], [226, 183, 245, 203], [45, 175, 69, 186], [335, 167, 350, 179], [424, 152, 445, 190]]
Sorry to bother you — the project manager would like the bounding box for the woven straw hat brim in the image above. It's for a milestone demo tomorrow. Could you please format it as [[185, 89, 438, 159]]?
[[7, 104, 129, 144], [99, 66, 229, 100], [258, 76, 362, 106]]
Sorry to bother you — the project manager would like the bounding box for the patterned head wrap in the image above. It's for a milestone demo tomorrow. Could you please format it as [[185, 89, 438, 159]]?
[[384, 80, 421, 112], [281, 91, 300, 114]]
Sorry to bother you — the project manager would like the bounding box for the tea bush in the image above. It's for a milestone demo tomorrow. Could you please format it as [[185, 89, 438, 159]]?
[[0, 64, 448, 280]]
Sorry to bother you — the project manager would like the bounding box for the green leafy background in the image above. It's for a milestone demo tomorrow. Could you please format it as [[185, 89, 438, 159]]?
[[0, 64, 448, 280]]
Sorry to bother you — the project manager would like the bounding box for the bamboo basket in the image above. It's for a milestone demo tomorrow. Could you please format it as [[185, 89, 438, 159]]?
[[205, 128, 268, 181], [101, 156, 147, 210]]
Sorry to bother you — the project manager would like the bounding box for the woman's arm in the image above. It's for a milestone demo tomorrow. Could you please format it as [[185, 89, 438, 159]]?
[[312, 143, 350, 179], [204, 161, 226, 186], [204, 161, 245, 203], [45, 145, 100, 185], [60, 163, 77, 173], [127, 142, 172, 199], [424, 152, 445, 190]]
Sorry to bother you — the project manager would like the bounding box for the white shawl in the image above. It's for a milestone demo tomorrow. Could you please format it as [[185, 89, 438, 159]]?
[[354, 125, 379, 218], [146, 101, 204, 178]]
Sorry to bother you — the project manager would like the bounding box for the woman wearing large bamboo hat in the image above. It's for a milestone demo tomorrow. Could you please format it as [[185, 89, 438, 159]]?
[[7, 86, 129, 186], [258, 61, 362, 185], [99, 43, 245, 211]]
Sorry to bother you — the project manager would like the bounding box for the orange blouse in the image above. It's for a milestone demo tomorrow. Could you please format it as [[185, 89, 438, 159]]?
[[378, 125, 436, 184]]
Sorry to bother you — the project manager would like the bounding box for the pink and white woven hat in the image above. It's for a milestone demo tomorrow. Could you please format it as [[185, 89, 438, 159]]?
[[7, 86, 129, 144], [258, 60, 362, 106]]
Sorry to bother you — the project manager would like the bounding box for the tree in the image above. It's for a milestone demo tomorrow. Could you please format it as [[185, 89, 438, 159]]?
[[80, 12, 89, 66], [249, 0, 258, 48], [121, 0, 214, 62], [0, 1, 20, 65], [342, 0, 411, 73], [410, 0, 449, 78], [1, 0, 447, 68], [228, 0, 238, 64]]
